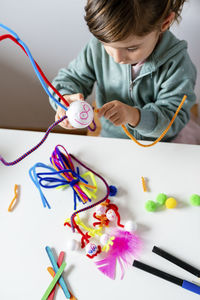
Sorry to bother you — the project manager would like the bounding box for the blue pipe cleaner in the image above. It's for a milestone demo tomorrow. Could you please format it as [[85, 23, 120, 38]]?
[[0, 23, 67, 111], [29, 162, 89, 209]]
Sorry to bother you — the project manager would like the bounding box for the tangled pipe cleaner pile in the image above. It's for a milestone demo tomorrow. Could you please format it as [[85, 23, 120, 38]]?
[[29, 144, 112, 231]]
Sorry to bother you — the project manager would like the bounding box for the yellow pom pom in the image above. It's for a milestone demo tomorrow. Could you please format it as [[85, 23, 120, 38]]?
[[165, 197, 177, 209]]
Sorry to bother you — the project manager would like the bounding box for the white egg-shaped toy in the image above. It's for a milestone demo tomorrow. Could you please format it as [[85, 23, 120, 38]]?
[[95, 204, 107, 216], [124, 220, 137, 232], [85, 242, 98, 256], [106, 209, 116, 221], [66, 239, 79, 251], [66, 100, 94, 128]]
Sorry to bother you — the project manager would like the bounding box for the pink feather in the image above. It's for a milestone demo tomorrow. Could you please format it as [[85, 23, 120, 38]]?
[[95, 229, 141, 279]]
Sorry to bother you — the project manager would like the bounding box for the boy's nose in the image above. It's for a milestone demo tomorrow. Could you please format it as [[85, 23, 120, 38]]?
[[113, 49, 125, 63]]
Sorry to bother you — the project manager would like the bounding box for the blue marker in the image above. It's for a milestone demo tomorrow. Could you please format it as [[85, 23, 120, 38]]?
[[133, 259, 200, 296]]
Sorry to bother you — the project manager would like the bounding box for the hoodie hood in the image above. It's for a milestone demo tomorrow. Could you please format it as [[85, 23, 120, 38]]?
[[140, 30, 188, 75]]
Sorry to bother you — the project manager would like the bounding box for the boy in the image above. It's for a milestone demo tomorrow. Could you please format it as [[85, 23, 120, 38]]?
[[49, 0, 196, 141]]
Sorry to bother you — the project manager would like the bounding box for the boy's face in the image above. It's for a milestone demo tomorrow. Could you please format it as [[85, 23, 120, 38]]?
[[102, 30, 160, 65]]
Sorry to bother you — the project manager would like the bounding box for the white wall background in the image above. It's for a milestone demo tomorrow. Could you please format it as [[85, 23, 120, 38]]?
[[0, 0, 199, 130]]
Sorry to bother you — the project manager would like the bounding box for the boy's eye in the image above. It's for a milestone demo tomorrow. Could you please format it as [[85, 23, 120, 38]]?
[[127, 47, 138, 52]]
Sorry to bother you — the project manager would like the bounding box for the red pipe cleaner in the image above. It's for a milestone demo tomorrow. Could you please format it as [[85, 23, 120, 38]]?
[[0, 34, 69, 107]]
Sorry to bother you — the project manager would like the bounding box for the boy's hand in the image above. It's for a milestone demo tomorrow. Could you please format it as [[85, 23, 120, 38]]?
[[97, 100, 140, 127], [55, 93, 84, 129]]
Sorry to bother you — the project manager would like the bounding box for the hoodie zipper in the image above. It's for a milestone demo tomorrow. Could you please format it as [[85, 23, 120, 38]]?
[[128, 64, 154, 100], [128, 65, 134, 100]]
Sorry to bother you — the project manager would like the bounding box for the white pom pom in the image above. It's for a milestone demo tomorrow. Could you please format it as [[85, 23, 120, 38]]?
[[66, 100, 94, 128], [124, 220, 137, 232], [66, 239, 79, 251], [100, 233, 110, 245], [106, 209, 116, 221]]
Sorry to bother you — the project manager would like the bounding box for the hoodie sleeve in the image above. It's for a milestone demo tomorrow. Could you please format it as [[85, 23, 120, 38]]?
[[49, 39, 96, 111], [129, 50, 197, 140]]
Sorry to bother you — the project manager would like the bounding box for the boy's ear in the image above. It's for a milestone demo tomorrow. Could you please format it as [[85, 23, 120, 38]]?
[[161, 11, 176, 32]]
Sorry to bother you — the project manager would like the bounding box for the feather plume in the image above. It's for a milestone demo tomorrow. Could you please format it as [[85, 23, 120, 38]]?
[[95, 229, 141, 279]]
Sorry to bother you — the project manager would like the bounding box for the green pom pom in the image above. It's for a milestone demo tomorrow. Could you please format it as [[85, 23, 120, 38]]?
[[156, 193, 167, 205], [190, 194, 200, 206], [145, 200, 157, 212]]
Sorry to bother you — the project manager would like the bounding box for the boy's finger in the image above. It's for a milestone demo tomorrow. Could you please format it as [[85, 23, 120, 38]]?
[[56, 112, 67, 125], [98, 103, 114, 118], [69, 93, 84, 101]]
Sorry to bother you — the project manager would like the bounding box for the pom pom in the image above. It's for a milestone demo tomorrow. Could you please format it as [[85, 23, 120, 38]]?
[[165, 197, 177, 209], [109, 185, 117, 196], [66, 100, 94, 128], [145, 200, 157, 212], [66, 239, 79, 251], [190, 194, 200, 206], [124, 220, 137, 232], [156, 193, 167, 205], [100, 233, 110, 245]]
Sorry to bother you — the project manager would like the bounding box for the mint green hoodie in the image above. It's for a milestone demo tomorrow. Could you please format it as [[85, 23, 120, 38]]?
[[49, 30, 196, 141]]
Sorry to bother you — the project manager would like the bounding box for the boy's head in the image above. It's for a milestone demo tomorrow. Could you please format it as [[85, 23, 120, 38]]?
[[84, 0, 186, 64]]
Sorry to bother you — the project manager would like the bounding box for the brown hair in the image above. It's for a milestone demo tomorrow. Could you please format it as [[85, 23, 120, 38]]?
[[84, 0, 186, 43]]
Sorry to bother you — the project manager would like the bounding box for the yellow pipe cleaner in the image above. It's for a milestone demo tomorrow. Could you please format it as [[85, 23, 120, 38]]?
[[64, 215, 102, 237], [102, 236, 115, 252]]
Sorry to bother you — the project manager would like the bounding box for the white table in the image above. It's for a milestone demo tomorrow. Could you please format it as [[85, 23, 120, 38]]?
[[0, 129, 200, 300]]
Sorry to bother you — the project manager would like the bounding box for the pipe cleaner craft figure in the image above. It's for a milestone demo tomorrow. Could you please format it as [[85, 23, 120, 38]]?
[[64, 200, 141, 280], [93, 199, 124, 228]]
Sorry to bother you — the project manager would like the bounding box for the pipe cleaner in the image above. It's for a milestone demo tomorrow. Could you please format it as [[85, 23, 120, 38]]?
[[68, 153, 110, 232], [93, 199, 124, 228], [95, 94, 187, 146], [69, 214, 103, 237], [122, 94, 187, 147], [141, 176, 147, 192], [8, 184, 19, 211], [0, 23, 69, 110], [0, 116, 66, 167], [29, 145, 98, 209]]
